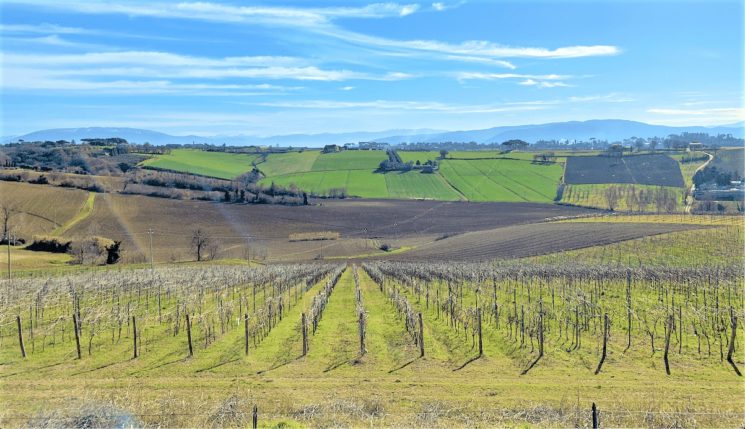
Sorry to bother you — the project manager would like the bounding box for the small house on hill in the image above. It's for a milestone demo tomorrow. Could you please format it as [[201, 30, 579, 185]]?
[[322, 144, 342, 153]]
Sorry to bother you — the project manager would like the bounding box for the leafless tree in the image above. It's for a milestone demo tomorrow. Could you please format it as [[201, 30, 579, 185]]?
[[191, 229, 210, 262], [604, 186, 620, 211]]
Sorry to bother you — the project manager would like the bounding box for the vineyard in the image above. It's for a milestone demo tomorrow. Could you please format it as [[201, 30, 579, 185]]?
[[1, 261, 742, 427]]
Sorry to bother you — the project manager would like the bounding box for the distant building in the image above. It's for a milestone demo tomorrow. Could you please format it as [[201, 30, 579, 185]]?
[[358, 142, 389, 150], [688, 142, 704, 151], [343, 142, 359, 150], [694, 181, 745, 201], [322, 144, 342, 153]]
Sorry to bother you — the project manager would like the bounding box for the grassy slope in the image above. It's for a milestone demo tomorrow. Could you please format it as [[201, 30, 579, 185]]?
[[141, 149, 259, 179]]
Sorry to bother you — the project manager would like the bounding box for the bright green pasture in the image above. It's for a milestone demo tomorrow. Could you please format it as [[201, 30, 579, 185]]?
[[254, 151, 319, 176], [141, 149, 259, 179], [311, 150, 387, 171], [383, 171, 463, 200], [438, 158, 562, 202]]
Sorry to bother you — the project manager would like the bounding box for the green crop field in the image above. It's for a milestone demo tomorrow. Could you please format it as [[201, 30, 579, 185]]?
[[253, 151, 320, 177], [383, 171, 463, 200], [438, 159, 563, 202], [141, 149, 259, 179], [311, 150, 387, 171]]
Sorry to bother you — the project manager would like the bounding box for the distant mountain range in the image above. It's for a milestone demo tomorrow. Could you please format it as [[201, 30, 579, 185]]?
[[5, 120, 743, 147]]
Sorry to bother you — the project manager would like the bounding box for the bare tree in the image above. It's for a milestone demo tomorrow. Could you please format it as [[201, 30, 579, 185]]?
[[191, 229, 210, 262], [604, 186, 620, 211]]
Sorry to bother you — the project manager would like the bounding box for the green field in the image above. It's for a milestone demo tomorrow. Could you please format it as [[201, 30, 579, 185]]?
[[141, 149, 259, 179], [253, 151, 319, 176], [311, 150, 387, 171], [438, 159, 562, 202], [138, 148, 710, 206]]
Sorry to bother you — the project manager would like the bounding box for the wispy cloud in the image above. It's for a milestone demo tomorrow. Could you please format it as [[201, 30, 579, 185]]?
[[647, 107, 745, 124], [3, 51, 414, 85], [9, 0, 620, 65], [455, 72, 573, 87]]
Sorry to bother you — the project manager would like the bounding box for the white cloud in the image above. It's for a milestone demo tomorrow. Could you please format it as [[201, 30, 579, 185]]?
[[3, 51, 414, 83], [519, 79, 571, 88], [432, 2, 445, 11]]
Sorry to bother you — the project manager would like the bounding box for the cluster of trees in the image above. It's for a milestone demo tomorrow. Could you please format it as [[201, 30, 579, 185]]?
[[378, 149, 412, 172], [0, 140, 146, 175], [534, 132, 743, 151], [603, 185, 680, 212], [693, 166, 741, 187], [27, 235, 123, 265], [378, 149, 437, 173]]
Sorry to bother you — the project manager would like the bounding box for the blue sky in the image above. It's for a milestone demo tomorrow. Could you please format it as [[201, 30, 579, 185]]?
[[1, 0, 743, 136]]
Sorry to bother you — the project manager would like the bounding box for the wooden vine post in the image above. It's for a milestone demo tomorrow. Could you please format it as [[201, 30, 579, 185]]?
[[16, 315, 26, 358], [301, 312, 308, 356], [244, 313, 250, 356], [594, 313, 609, 375], [477, 307, 483, 357], [663, 314, 673, 375], [358, 311, 366, 356], [186, 314, 194, 357], [726, 309, 741, 376], [418, 312, 425, 358], [132, 316, 138, 359], [72, 314, 82, 359]]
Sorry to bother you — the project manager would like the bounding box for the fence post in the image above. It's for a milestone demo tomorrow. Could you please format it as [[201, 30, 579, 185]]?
[[244, 313, 250, 356], [186, 314, 193, 357], [418, 312, 425, 358], [16, 315, 26, 358], [252, 404, 258, 429], [72, 314, 82, 359], [132, 316, 138, 359], [592, 402, 599, 429]]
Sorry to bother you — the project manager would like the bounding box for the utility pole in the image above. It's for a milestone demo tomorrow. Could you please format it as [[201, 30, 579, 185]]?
[[147, 227, 154, 270]]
